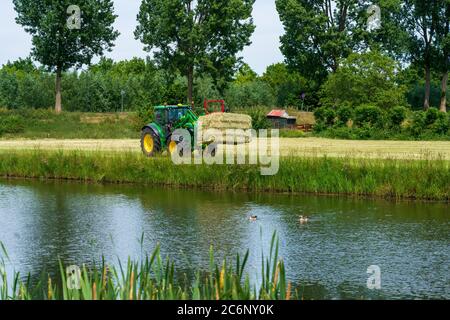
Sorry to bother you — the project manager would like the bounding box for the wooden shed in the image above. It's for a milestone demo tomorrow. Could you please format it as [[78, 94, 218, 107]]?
[[267, 110, 297, 129]]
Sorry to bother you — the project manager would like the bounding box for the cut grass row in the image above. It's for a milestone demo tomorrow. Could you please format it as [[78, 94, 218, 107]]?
[[1, 138, 449, 160], [0, 149, 448, 200]]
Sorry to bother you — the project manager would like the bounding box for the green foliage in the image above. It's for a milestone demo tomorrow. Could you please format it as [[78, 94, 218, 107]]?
[[418, 108, 450, 135], [0, 66, 54, 109], [234, 63, 258, 84], [1, 233, 294, 300], [135, 0, 256, 102], [276, 0, 363, 81], [0, 109, 139, 139], [408, 110, 426, 137], [0, 113, 25, 136], [336, 105, 353, 126], [406, 81, 445, 110], [193, 76, 221, 109], [13, 0, 120, 111], [246, 108, 272, 130], [225, 81, 276, 109], [353, 105, 383, 127], [279, 129, 305, 138], [406, 108, 450, 138], [0, 150, 448, 200], [136, 105, 155, 129], [320, 51, 408, 109], [261, 63, 309, 109], [431, 112, 450, 135], [314, 106, 336, 127], [387, 106, 409, 128], [13, 0, 119, 72], [424, 107, 440, 126]]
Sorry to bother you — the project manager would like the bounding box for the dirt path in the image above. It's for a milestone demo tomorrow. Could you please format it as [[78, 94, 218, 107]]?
[[0, 138, 449, 160]]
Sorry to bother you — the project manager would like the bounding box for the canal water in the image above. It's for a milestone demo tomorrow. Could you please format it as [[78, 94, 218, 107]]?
[[0, 179, 448, 299]]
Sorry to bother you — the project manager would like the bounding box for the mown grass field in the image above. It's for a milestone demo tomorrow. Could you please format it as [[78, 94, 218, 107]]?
[[0, 149, 448, 200], [0, 137, 449, 160]]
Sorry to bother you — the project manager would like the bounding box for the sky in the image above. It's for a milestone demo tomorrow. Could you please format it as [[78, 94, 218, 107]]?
[[0, 0, 285, 75]]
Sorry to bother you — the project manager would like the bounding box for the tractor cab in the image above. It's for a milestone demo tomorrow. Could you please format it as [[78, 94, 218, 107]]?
[[154, 105, 190, 127]]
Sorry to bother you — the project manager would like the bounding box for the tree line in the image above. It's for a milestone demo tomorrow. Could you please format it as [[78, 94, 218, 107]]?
[[2, 0, 449, 114]]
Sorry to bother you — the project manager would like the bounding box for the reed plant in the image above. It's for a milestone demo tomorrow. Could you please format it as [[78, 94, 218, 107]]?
[[0, 233, 293, 300]]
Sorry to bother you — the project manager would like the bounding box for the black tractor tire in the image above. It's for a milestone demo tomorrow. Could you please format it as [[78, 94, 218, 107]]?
[[141, 128, 161, 157]]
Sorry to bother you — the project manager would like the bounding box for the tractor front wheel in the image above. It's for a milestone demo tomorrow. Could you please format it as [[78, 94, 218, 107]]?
[[141, 128, 161, 157], [167, 135, 184, 157]]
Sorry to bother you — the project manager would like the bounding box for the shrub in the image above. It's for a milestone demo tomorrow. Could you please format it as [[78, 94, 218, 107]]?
[[353, 105, 384, 127], [387, 106, 408, 128], [408, 108, 449, 137], [336, 105, 353, 126], [314, 106, 336, 126], [431, 112, 449, 135], [247, 108, 272, 130], [312, 122, 327, 133], [319, 126, 355, 139], [0, 114, 25, 135], [424, 108, 440, 126], [408, 111, 426, 137], [136, 105, 155, 128]]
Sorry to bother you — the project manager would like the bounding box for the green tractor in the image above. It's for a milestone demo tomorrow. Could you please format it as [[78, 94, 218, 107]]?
[[141, 101, 252, 157], [141, 105, 199, 157]]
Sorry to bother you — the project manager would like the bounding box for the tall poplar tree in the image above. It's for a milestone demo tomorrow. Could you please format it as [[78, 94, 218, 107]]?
[[135, 0, 255, 105], [13, 0, 119, 113]]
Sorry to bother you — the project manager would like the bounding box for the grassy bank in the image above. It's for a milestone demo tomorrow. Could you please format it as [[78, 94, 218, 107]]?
[[0, 109, 140, 139], [1, 234, 294, 300], [0, 150, 448, 200]]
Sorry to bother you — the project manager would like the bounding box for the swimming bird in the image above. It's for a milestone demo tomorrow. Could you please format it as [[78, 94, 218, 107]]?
[[249, 215, 258, 221], [299, 215, 309, 224]]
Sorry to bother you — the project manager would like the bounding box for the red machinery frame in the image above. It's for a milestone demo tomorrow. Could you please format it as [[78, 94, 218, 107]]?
[[203, 99, 225, 114]]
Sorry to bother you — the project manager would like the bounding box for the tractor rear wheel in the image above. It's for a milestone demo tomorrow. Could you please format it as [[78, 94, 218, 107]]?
[[141, 128, 161, 157]]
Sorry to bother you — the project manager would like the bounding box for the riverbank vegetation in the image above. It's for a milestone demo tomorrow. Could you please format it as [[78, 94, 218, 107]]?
[[1, 234, 294, 300], [0, 150, 448, 201]]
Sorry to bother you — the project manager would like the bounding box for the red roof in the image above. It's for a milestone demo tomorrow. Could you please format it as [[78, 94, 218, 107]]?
[[267, 110, 288, 118]]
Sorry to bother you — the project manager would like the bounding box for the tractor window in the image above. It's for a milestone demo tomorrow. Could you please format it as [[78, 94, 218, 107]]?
[[168, 108, 187, 123], [155, 110, 165, 125]]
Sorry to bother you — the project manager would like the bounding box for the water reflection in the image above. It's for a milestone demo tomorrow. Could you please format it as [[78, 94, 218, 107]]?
[[0, 179, 448, 299]]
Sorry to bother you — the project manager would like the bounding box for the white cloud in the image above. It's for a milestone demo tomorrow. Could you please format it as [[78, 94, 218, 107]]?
[[0, 0, 284, 74]]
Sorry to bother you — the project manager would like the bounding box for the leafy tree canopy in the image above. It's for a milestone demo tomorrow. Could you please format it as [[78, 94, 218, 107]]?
[[320, 50, 408, 109], [13, 0, 119, 72], [13, 0, 120, 112], [135, 0, 256, 102]]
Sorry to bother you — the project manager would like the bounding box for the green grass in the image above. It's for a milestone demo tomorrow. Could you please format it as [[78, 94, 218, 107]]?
[[279, 129, 307, 138], [0, 149, 448, 200], [1, 233, 293, 300], [0, 109, 140, 139]]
